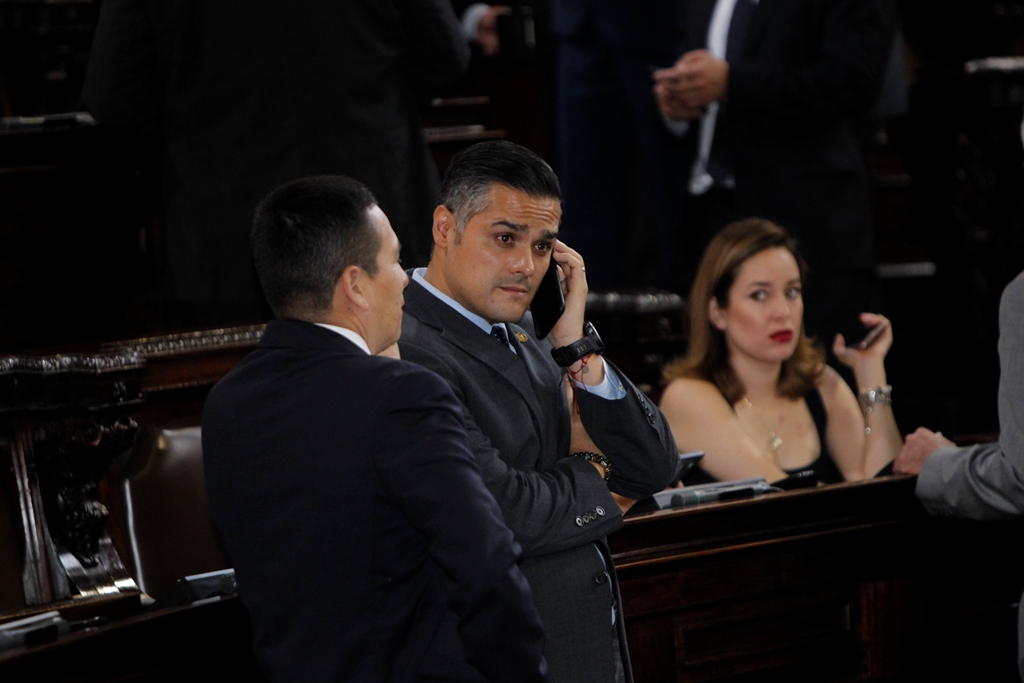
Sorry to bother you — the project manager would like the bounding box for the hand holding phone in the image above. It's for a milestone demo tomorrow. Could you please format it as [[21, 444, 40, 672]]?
[[849, 320, 888, 350], [529, 257, 565, 339]]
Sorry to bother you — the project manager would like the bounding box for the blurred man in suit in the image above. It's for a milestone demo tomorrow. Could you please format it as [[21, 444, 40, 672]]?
[[551, 0, 689, 290], [654, 0, 898, 342], [895, 269, 1024, 680], [202, 175, 547, 683], [82, 0, 468, 326]]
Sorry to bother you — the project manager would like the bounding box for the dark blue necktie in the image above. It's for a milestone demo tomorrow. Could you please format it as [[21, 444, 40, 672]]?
[[490, 324, 511, 349]]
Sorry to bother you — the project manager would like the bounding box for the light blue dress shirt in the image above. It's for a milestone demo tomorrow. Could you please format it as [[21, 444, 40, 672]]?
[[411, 269, 626, 400]]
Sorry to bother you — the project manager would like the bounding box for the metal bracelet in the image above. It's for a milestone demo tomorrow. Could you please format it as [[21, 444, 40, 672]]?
[[859, 385, 892, 414]]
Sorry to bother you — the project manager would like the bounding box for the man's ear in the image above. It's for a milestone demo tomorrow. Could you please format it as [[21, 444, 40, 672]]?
[[337, 264, 370, 312], [708, 297, 727, 331], [432, 205, 456, 252]]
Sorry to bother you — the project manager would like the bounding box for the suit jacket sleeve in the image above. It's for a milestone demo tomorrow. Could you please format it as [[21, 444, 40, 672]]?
[[376, 363, 547, 683], [726, 0, 894, 118], [577, 359, 682, 500], [81, 0, 159, 138], [401, 334, 627, 557], [401, 0, 471, 97], [916, 272, 1024, 520]]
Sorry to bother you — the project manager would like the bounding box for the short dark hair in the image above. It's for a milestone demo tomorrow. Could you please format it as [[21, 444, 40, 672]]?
[[439, 140, 561, 236], [251, 175, 380, 320]]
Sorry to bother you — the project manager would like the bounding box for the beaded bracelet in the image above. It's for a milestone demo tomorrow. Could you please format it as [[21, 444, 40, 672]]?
[[574, 451, 612, 481]]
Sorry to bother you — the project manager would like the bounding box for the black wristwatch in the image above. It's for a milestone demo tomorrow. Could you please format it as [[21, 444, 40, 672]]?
[[550, 321, 606, 367]]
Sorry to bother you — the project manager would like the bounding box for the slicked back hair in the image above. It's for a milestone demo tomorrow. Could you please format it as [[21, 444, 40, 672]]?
[[439, 140, 561, 239], [252, 175, 379, 320]]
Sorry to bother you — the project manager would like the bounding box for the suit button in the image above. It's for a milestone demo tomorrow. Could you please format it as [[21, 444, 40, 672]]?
[[593, 572, 609, 585], [575, 516, 584, 527], [596, 506, 605, 516]]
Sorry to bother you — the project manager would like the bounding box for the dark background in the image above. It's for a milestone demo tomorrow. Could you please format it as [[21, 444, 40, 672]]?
[[2, 0, 1024, 440]]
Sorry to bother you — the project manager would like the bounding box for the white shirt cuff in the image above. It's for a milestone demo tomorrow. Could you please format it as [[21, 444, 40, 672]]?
[[577, 361, 627, 400]]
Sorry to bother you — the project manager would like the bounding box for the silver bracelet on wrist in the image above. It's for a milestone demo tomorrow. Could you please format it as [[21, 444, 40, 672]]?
[[859, 385, 892, 415]]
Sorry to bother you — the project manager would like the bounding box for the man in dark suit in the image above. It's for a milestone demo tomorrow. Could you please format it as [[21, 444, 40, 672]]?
[[201, 175, 547, 683], [82, 0, 468, 326], [653, 0, 897, 342], [551, 0, 690, 291], [399, 140, 681, 683]]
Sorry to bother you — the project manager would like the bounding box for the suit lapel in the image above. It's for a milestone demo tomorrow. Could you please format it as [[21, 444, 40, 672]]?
[[742, 0, 777, 56], [691, 0, 717, 49], [403, 280, 551, 427]]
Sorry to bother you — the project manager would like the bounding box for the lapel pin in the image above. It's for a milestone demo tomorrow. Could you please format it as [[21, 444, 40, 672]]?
[[515, 332, 529, 344]]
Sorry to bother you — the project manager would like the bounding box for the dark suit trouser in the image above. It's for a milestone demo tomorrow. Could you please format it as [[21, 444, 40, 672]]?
[[556, 37, 688, 291]]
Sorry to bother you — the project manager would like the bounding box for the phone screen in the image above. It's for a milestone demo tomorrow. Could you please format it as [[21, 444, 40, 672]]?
[[529, 260, 565, 339]]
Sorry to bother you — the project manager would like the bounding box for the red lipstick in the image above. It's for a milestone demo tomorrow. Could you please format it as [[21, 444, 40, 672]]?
[[770, 330, 794, 343]]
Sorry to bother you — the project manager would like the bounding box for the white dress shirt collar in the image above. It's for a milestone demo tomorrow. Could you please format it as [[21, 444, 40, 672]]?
[[313, 323, 371, 355]]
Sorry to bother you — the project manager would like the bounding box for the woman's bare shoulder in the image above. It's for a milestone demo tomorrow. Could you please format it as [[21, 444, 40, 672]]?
[[659, 377, 733, 416]]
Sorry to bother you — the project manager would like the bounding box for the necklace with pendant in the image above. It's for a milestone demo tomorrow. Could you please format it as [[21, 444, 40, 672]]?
[[741, 397, 783, 453]]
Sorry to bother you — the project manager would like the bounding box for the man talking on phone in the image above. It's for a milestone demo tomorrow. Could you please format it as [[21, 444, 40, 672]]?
[[399, 140, 681, 683]]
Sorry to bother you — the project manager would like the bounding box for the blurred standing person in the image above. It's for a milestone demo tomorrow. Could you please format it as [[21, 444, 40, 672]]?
[[552, 1, 690, 291], [653, 0, 897, 343], [82, 0, 468, 327], [894, 269, 1024, 680]]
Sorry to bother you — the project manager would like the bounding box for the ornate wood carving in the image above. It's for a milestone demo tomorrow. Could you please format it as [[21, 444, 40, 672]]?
[[1, 348, 147, 605]]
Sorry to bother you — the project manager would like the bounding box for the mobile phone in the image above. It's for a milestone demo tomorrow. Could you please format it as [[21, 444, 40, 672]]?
[[676, 450, 705, 480], [846, 320, 888, 350], [529, 259, 565, 339]]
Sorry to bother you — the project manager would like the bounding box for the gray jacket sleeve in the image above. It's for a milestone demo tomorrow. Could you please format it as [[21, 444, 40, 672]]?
[[916, 271, 1024, 520]]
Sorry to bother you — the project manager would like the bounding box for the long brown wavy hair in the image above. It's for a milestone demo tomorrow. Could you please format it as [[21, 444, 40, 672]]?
[[663, 218, 824, 403]]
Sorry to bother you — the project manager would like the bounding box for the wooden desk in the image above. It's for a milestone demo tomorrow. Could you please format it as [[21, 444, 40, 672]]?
[[613, 478, 1024, 682], [3, 326, 1022, 682], [0, 594, 265, 682]]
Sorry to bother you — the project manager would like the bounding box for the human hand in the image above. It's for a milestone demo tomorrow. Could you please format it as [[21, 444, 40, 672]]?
[[477, 6, 511, 58], [894, 427, 955, 475], [546, 241, 606, 385], [565, 376, 605, 472], [652, 49, 728, 117], [566, 376, 598, 449], [653, 78, 706, 121], [832, 313, 893, 386], [611, 491, 635, 514], [676, 49, 729, 108], [653, 59, 706, 121], [545, 240, 588, 350]]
